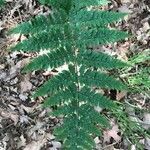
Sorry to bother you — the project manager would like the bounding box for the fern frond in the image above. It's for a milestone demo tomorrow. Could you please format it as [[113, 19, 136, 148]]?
[[79, 104, 109, 127], [79, 28, 128, 47], [80, 70, 127, 90], [78, 87, 117, 109], [70, 10, 127, 27], [54, 104, 109, 149], [33, 70, 76, 98], [78, 49, 127, 69], [39, 0, 72, 11], [9, 10, 67, 34], [11, 25, 73, 52], [43, 87, 75, 107], [10, 9, 126, 35], [23, 46, 74, 72], [52, 105, 74, 116], [0, 0, 5, 7], [11, 23, 128, 52], [54, 104, 109, 133], [63, 129, 96, 149]]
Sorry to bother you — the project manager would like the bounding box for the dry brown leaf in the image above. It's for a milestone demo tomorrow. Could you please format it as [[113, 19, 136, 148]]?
[[17, 135, 26, 148], [143, 113, 150, 129], [116, 91, 127, 101], [42, 70, 54, 76], [116, 42, 130, 61], [103, 124, 121, 143], [8, 58, 30, 81], [94, 137, 100, 144], [120, 0, 131, 3], [131, 145, 136, 150], [118, 4, 133, 13], [24, 133, 53, 150], [51, 141, 61, 149], [20, 104, 35, 113], [0, 109, 19, 125], [20, 74, 32, 93], [11, 58, 30, 73], [43, 64, 68, 76], [145, 137, 150, 150], [23, 139, 46, 150]]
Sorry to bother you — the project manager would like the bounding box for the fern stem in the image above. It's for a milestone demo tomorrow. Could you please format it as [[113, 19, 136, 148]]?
[[74, 47, 80, 138]]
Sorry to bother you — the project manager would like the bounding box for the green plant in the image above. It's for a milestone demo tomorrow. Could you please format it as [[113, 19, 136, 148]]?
[[10, 0, 129, 149], [121, 49, 150, 97], [113, 103, 149, 150], [116, 49, 150, 149], [0, 0, 5, 8]]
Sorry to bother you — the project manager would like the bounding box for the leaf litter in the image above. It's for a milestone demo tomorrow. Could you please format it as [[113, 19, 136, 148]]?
[[0, 0, 150, 149]]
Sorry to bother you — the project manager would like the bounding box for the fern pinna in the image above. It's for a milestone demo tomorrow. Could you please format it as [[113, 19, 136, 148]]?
[[10, 0, 128, 149], [0, 0, 5, 7]]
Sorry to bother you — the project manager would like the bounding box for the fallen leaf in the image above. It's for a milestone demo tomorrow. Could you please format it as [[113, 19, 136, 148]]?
[[0, 109, 19, 125], [118, 4, 133, 13], [20, 74, 32, 93], [17, 135, 26, 148], [51, 141, 61, 149], [121, 0, 131, 3], [116, 91, 127, 101], [24, 133, 53, 150], [143, 22, 150, 32], [23, 139, 46, 150], [6, 58, 30, 81], [131, 145, 136, 150], [104, 124, 121, 143], [19, 94, 28, 101], [94, 137, 100, 144], [20, 104, 35, 113], [10, 58, 30, 75], [143, 113, 150, 129], [145, 137, 150, 150], [20, 115, 30, 124]]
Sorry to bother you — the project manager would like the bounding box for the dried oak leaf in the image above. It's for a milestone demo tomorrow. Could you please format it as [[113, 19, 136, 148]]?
[[103, 124, 121, 143], [20, 74, 32, 93]]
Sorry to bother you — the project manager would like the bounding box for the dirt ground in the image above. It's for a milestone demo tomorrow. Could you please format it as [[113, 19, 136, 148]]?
[[0, 0, 150, 150]]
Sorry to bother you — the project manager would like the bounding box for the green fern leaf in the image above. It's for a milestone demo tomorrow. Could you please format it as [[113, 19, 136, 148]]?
[[43, 88, 75, 107], [79, 104, 109, 127], [33, 70, 76, 98], [23, 46, 74, 72], [79, 28, 128, 47], [78, 87, 117, 109], [0, 0, 5, 8], [80, 70, 127, 90], [9, 10, 67, 34], [78, 49, 127, 69], [70, 10, 127, 27], [52, 105, 74, 116], [11, 25, 73, 51]]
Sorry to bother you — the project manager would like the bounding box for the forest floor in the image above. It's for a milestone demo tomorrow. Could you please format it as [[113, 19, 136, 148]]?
[[0, 0, 150, 150]]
